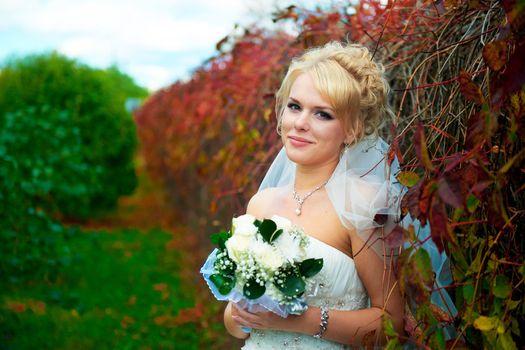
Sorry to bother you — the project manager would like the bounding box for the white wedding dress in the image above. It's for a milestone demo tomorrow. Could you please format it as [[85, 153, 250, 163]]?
[[241, 235, 369, 350]]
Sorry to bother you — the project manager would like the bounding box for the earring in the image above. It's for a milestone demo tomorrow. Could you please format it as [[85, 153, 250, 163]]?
[[340, 143, 349, 158]]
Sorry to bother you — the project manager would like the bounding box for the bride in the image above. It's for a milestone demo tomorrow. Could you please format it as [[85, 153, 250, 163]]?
[[223, 41, 405, 348]]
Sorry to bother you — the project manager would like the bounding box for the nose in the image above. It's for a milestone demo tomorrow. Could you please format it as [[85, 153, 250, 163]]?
[[294, 110, 310, 131]]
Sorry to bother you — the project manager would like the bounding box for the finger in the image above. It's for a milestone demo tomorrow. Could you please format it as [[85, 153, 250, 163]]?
[[232, 304, 251, 316], [235, 308, 266, 326], [231, 304, 240, 317], [232, 315, 255, 328]]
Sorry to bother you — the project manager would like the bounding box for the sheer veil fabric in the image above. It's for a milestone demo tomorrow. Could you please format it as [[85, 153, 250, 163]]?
[[258, 135, 457, 320]]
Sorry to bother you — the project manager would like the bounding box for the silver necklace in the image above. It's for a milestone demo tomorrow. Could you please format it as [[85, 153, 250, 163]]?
[[292, 180, 329, 216]]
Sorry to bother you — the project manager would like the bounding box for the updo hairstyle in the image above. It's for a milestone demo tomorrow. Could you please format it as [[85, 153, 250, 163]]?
[[275, 41, 393, 144]]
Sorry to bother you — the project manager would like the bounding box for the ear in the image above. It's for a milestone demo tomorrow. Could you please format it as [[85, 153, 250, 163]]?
[[345, 119, 362, 145], [344, 127, 357, 145], [344, 133, 354, 145]]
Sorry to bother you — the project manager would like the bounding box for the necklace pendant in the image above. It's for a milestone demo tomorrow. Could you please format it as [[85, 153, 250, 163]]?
[[295, 207, 301, 216]]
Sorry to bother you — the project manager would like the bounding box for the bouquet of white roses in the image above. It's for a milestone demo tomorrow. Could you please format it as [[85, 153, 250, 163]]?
[[200, 214, 323, 318]]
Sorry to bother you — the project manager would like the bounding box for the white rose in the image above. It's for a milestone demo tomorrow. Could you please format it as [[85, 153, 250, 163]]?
[[225, 234, 252, 263], [274, 231, 305, 263], [232, 214, 258, 237], [270, 215, 292, 230], [251, 240, 284, 271]]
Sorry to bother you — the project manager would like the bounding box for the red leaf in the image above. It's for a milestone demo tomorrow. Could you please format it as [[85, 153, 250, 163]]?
[[429, 197, 453, 253], [401, 181, 422, 221], [438, 172, 466, 209], [501, 0, 525, 36], [419, 179, 436, 226], [466, 108, 497, 149], [415, 123, 434, 171], [388, 126, 403, 166], [491, 43, 525, 108], [482, 40, 508, 72], [487, 191, 507, 229], [458, 71, 484, 105], [471, 180, 492, 197], [385, 225, 406, 248], [387, 145, 396, 167]]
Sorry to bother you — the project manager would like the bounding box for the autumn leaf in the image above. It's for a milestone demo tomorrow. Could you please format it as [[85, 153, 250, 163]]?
[[429, 304, 453, 323], [419, 179, 437, 226], [415, 123, 434, 171], [466, 107, 497, 149], [437, 172, 466, 209], [413, 248, 434, 290], [458, 71, 484, 105], [473, 315, 499, 331], [500, 0, 525, 35], [491, 43, 525, 108], [27, 299, 46, 315], [397, 171, 420, 188], [385, 225, 406, 248], [404, 309, 423, 338], [483, 40, 508, 72], [401, 180, 422, 221], [6, 301, 26, 313], [429, 196, 454, 253]]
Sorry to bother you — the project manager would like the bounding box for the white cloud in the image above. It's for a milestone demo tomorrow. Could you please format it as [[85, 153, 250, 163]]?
[[127, 63, 181, 91], [0, 0, 337, 90], [0, 0, 251, 90]]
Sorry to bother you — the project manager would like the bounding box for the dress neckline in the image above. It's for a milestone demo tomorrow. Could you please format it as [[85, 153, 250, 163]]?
[[307, 235, 354, 262]]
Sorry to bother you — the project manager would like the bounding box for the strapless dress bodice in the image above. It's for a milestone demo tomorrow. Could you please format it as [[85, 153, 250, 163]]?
[[242, 236, 369, 350]]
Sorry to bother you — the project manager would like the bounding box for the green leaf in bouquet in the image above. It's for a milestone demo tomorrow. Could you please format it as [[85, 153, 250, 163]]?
[[299, 258, 324, 278], [214, 255, 237, 275], [243, 279, 266, 299], [210, 273, 235, 295], [210, 230, 231, 250], [222, 260, 237, 275], [276, 275, 306, 297], [258, 219, 277, 243], [254, 219, 262, 227], [258, 219, 282, 243], [271, 229, 283, 242]]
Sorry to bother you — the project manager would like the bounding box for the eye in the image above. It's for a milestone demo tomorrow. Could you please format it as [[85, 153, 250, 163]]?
[[315, 110, 334, 120], [287, 102, 301, 111]]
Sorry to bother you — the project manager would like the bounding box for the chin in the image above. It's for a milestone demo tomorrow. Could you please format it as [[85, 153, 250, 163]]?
[[285, 147, 312, 165]]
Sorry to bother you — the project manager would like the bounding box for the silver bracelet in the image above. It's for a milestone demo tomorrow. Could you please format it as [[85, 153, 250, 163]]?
[[313, 306, 329, 339]]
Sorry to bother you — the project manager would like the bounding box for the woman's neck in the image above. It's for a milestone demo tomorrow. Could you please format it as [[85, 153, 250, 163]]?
[[294, 160, 338, 192]]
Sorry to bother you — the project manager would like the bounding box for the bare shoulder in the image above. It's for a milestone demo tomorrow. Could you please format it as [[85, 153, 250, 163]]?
[[246, 187, 285, 218]]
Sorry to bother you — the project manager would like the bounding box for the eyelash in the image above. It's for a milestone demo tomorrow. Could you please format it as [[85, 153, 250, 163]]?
[[286, 102, 334, 120], [287, 102, 300, 111]]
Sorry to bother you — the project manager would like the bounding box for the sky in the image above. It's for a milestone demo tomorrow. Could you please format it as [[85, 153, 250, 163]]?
[[0, 0, 335, 92]]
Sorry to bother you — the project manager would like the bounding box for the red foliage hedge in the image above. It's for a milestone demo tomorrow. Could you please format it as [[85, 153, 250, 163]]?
[[135, 1, 524, 348]]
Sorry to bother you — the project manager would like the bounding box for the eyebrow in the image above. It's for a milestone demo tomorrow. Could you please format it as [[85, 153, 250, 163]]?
[[288, 97, 335, 112]]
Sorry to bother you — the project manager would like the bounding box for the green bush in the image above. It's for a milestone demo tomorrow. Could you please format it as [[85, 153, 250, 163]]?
[[0, 52, 147, 218], [0, 52, 147, 287]]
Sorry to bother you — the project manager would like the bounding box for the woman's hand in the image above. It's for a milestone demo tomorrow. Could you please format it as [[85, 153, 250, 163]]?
[[230, 303, 293, 332]]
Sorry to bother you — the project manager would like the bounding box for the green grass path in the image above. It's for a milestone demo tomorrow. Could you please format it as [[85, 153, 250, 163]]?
[[1, 228, 198, 350]]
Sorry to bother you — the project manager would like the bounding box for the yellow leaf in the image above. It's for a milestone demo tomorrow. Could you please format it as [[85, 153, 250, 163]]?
[[397, 171, 420, 188], [473, 315, 498, 331]]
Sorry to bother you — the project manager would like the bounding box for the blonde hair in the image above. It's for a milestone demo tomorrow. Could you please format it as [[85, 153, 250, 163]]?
[[275, 41, 393, 144]]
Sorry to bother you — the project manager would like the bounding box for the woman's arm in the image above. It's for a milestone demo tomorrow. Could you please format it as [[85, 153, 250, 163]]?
[[226, 189, 404, 345], [224, 302, 250, 339], [230, 227, 404, 345]]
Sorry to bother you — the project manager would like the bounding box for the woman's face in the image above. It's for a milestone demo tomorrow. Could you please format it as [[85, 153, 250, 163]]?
[[281, 72, 349, 168]]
